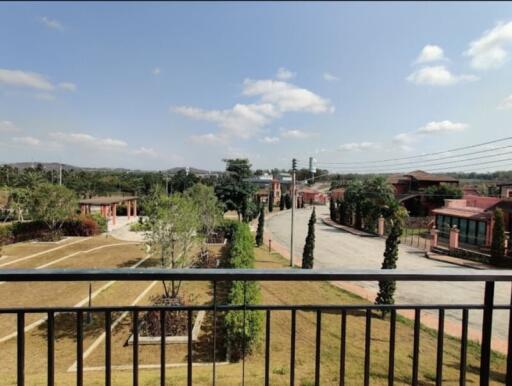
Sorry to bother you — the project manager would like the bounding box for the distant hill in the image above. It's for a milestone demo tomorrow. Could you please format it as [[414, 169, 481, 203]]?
[[2, 162, 221, 175]]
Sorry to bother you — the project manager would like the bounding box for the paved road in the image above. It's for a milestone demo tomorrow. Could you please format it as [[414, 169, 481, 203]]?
[[267, 205, 511, 347]]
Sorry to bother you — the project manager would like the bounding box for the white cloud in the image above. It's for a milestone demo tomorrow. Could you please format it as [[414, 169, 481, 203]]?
[[260, 136, 280, 144], [276, 67, 296, 80], [323, 72, 339, 81], [407, 66, 478, 86], [415, 44, 445, 63], [0, 121, 21, 133], [243, 79, 334, 113], [152, 67, 161, 76], [50, 132, 128, 149], [133, 147, 158, 158], [0, 68, 54, 90], [338, 142, 378, 151], [393, 120, 468, 151], [417, 120, 468, 134], [498, 94, 512, 110], [465, 21, 512, 70], [12, 136, 41, 146], [34, 93, 56, 101], [59, 82, 76, 91], [175, 77, 333, 144], [40, 16, 63, 30], [280, 129, 314, 139], [189, 133, 227, 145], [174, 103, 278, 139]]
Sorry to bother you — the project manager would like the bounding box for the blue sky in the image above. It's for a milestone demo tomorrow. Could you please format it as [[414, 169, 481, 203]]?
[[1, 2, 512, 171]]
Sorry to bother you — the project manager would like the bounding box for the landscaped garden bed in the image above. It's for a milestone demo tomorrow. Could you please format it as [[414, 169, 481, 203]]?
[[127, 295, 205, 345]]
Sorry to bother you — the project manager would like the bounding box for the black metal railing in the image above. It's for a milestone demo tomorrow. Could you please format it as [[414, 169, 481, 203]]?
[[1, 268, 512, 386]]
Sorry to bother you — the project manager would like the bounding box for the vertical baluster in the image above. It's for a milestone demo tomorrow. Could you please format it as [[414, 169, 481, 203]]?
[[105, 311, 111, 386], [459, 309, 468, 386], [339, 310, 346, 386], [388, 309, 396, 386], [412, 309, 421, 386], [315, 310, 322, 386], [506, 284, 512, 385], [187, 309, 192, 386], [436, 309, 445, 386], [364, 309, 372, 386], [242, 281, 247, 386], [213, 281, 217, 386], [76, 311, 83, 386], [160, 309, 165, 386], [17, 311, 25, 386], [47, 311, 55, 386], [265, 310, 271, 386], [290, 309, 296, 386], [132, 310, 139, 386], [480, 281, 494, 386]]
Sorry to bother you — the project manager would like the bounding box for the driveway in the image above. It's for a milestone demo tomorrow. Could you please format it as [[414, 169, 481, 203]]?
[[266, 205, 511, 350]]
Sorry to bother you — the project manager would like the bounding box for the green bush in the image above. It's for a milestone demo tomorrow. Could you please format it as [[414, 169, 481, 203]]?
[[91, 213, 108, 233], [222, 222, 263, 361], [0, 224, 14, 245]]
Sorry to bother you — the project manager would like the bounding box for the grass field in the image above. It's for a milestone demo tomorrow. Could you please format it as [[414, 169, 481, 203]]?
[[0, 237, 508, 385]]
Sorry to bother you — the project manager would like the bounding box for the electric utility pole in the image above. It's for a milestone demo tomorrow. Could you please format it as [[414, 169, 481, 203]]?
[[59, 163, 62, 186], [290, 158, 297, 267]]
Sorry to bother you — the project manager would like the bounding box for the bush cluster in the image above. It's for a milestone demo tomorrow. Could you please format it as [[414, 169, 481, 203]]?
[[0, 215, 105, 243], [222, 222, 263, 362]]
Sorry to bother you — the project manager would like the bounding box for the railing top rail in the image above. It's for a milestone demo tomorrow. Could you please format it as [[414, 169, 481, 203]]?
[[1, 268, 512, 282]]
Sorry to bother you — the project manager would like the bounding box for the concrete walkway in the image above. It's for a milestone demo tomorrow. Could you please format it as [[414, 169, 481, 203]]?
[[266, 205, 512, 353], [108, 216, 145, 242]]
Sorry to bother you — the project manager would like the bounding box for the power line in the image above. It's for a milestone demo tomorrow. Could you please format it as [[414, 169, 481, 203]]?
[[316, 136, 512, 165], [323, 150, 512, 173]]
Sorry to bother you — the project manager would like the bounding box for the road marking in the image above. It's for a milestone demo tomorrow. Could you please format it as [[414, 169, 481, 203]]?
[[0, 237, 91, 268], [0, 253, 152, 344]]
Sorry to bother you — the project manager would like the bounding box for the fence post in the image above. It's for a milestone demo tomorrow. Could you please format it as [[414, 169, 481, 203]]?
[[377, 216, 385, 237], [449, 226, 460, 251], [430, 227, 439, 250]]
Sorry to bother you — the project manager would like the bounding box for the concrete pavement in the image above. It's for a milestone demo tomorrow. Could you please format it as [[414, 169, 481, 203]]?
[[266, 205, 512, 352]]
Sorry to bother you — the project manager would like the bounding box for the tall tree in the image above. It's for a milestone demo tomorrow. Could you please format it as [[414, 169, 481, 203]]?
[[27, 183, 77, 237], [255, 205, 265, 247], [329, 198, 336, 221], [285, 193, 292, 209], [491, 208, 506, 261], [185, 183, 223, 247], [375, 208, 406, 316], [302, 208, 316, 269], [215, 159, 256, 221], [268, 191, 274, 212], [145, 192, 199, 299]]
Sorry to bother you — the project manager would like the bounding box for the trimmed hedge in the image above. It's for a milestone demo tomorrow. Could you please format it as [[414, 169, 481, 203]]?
[[0, 215, 105, 244], [222, 222, 263, 362]]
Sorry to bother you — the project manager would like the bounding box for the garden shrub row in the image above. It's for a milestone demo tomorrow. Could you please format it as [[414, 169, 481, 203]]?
[[221, 221, 263, 362], [0, 214, 106, 244]]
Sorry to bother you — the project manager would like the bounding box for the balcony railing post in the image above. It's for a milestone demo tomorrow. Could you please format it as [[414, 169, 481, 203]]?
[[507, 286, 512, 385], [265, 310, 271, 386], [212, 280, 217, 386], [480, 281, 495, 386], [17, 311, 25, 386], [48, 311, 55, 386]]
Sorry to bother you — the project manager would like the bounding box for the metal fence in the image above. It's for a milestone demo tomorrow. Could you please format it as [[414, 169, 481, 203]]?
[[1, 268, 512, 386]]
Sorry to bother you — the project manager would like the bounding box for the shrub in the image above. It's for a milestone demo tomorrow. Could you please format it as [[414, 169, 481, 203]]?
[[63, 215, 100, 236], [91, 213, 108, 233], [222, 222, 263, 361], [255, 206, 264, 247], [302, 208, 316, 269], [0, 224, 14, 245], [491, 208, 506, 261]]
